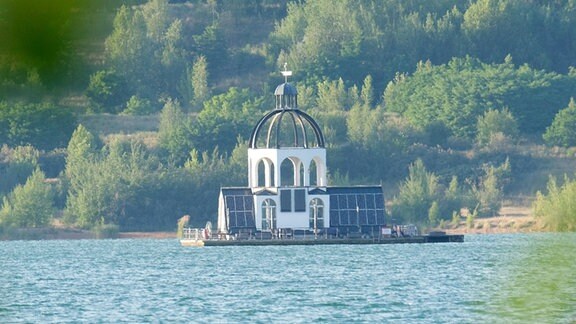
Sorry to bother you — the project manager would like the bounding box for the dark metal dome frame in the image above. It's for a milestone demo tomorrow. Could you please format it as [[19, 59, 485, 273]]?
[[248, 108, 325, 149]]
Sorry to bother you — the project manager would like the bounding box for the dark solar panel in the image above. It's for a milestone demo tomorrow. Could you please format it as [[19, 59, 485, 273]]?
[[375, 194, 385, 208], [376, 211, 386, 225], [367, 209, 376, 225], [327, 187, 387, 228], [222, 190, 256, 230], [330, 210, 338, 226], [357, 195, 366, 209], [338, 195, 347, 209], [244, 196, 253, 209], [225, 196, 234, 207], [366, 194, 375, 209], [330, 195, 338, 207], [347, 195, 356, 210], [350, 210, 358, 225], [359, 210, 367, 225]]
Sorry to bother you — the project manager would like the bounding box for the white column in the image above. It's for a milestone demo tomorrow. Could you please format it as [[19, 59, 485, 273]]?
[[264, 160, 271, 187], [294, 160, 300, 186]]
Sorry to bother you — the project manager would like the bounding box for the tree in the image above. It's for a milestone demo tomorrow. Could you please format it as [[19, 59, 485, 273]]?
[[158, 99, 192, 164], [383, 56, 576, 138], [0, 145, 39, 195], [392, 159, 439, 224], [161, 19, 185, 68], [476, 107, 519, 147], [472, 160, 510, 217], [104, 5, 158, 99], [534, 175, 576, 232], [159, 19, 187, 95], [86, 69, 130, 113], [428, 201, 440, 226], [543, 98, 576, 147], [193, 22, 228, 75], [65, 138, 142, 229], [180, 55, 211, 111], [142, 0, 169, 42], [0, 101, 76, 150], [65, 125, 98, 180], [440, 176, 469, 220], [105, 5, 149, 80], [184, 145, 246, 226], [0, 169, 54, 228], [360, 75, 374, 108], [122, 95, 154, 115], [65, 134, 200, 231], [191, 55, 211, 109], [316, 78, 348, 112], [192, 87, 263, 154]]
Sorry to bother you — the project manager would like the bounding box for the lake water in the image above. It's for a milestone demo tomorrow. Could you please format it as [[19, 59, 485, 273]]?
[[1, 233, 575, 323]]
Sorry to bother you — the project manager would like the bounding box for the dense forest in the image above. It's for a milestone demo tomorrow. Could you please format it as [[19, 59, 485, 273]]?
[[1, 0, 576, 235]]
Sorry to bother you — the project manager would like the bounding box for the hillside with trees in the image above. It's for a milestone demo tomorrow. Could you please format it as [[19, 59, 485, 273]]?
[[1, 0, 576, 237]]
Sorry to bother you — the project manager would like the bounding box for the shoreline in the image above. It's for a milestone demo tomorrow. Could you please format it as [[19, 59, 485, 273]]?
[[440, 215, 545, 235], [1, 213, 545, 241], [0, 228, 178, 241]]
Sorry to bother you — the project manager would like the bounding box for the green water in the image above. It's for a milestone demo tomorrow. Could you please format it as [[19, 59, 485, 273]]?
[[1, 233, 574, 323]]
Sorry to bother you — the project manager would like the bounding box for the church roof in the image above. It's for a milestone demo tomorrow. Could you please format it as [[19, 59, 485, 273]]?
[[249, 68, 325, 149], [248, 108, 325, 149], [274, 82, 298, 96]]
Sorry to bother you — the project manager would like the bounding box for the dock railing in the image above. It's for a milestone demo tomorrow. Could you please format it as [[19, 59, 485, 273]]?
[[182, 226, 436, 242], [182, 228, 203, 241]]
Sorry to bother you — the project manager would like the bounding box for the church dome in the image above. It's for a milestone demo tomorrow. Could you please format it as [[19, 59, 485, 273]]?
[[248, 107, 325, 149], [274, 82, 298, 96], [249, 67, 325, 149]]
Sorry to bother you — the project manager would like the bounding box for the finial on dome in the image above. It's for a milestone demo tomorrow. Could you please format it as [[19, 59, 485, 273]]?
[[281, 62, 292, 83]]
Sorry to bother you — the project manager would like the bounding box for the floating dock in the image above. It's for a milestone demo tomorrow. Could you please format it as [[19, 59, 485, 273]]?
[[180, 229, 463, 247]]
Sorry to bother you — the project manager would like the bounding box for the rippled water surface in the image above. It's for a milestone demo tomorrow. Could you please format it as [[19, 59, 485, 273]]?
[[1, 233, 575, 323]]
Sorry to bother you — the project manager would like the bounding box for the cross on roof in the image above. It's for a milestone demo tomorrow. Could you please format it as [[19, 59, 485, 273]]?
[[281, 62, 292, 83]]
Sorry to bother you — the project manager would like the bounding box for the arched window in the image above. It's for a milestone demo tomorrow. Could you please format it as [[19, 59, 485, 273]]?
[[280, 158, 295, 186], [257, 159, 274, 187], [261, 199, 277, 230], [309, 159, 318, 186], [309, 198, 324, 231], [257, 160, 266, 187]]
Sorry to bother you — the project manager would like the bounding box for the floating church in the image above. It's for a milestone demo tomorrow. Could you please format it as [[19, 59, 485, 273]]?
[[216, 69, 387, 239]]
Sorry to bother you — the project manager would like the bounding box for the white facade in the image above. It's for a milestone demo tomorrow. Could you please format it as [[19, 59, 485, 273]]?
[[218, 75, 336, 234], [248, 146, 330, 231], [248, 147, 327, 188]]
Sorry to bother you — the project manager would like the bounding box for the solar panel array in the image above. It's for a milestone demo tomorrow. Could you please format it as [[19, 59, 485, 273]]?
[[220, 186, 386, 233], [223, 189, 256, 230], [328, 188, 386, 227]]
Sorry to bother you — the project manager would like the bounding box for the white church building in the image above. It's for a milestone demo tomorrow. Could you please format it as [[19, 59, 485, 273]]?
[[217, 70, 387, 237]]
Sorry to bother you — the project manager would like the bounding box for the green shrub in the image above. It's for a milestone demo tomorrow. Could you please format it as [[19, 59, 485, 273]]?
[[543, 98, 576, 147], [451, 211, 461, 226], [428, 201, 439, 226], [533, 176, 576, 231], [85, 69, 130, 113], [466, 213, 475, 229], [92, 221, 120, 239], [122, 95, 154, 115], [0, 102, 76, 150], [476, 108, 519, 147], [0, 168, 55, 228], [391, 159, 438, 224]]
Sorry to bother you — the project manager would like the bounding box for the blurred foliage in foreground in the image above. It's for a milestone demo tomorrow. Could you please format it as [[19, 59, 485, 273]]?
[[534, 176, 576, 232], [493, 233, 576, 322]]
